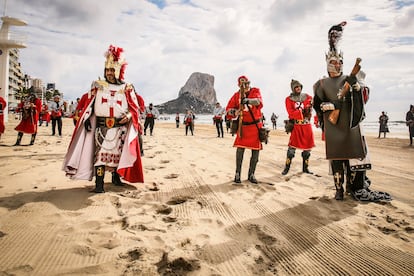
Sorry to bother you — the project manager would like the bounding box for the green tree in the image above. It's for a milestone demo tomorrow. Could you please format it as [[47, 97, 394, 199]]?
[[15, 86, 30, 101]]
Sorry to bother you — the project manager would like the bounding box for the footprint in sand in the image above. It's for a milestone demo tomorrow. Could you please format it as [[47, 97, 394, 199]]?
[[72, 244, 97, 256], [156, 205, 173, 215], [166, 195, 193, 205], [164, 173, 179, 179], [119, 247, 145, 261], [156, 252, 201, 275]]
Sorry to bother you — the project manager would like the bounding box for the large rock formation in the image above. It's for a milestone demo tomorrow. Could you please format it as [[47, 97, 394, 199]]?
[[156, 72, 217, 114]]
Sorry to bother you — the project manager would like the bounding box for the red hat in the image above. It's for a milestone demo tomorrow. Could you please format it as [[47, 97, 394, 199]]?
[[238, 75, 249, 84]]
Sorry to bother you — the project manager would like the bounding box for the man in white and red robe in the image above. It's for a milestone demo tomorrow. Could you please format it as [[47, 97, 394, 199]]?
[[63, 45, 144, 193]]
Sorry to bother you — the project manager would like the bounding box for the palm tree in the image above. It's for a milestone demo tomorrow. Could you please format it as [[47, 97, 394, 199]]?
[[15, 86, 30, 101]]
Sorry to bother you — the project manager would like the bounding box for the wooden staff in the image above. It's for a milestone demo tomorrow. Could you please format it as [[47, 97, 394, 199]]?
[[328, 57, 362, 125]]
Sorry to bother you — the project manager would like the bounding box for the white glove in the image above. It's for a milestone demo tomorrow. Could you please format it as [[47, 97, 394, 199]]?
[[352, 82, 361, 91], [320, 102, 335, 112]]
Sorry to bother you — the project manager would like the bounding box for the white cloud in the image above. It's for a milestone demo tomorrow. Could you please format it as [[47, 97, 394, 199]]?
[[2, 0, 413, 122]]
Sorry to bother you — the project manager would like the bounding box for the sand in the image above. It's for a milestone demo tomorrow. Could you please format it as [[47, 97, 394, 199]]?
[[0, 117, 413, 275]]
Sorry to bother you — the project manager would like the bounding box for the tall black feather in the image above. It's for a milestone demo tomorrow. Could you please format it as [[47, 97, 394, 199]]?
[[328, 21, 347, 52]]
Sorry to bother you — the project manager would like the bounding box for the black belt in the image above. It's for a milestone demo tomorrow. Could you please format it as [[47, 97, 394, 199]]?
[[295, 119, 310, 125], [96, 117, 124, 128], [242, 119, 261, 125]]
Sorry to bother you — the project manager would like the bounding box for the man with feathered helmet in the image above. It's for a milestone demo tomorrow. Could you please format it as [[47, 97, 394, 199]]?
[[63, 45, 144, 193], [313, 22, 391, 202]]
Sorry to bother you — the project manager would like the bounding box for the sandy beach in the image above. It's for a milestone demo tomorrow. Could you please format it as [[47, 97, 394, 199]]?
[[0, 117, 413, 275]]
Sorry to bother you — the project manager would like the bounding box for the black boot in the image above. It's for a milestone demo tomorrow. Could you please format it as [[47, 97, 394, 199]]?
[[334, 172, 344, 200], [112, 172, 125, 186], [234, 172, 241, 184], [281, 158, 292, 175], [91, 166, 105, 193], [302, 151, 312, 174], [14, 132, 23, 146], [29, 133, 36, 145], [234, 148, 244, 184], [248, 150, 259, 184]]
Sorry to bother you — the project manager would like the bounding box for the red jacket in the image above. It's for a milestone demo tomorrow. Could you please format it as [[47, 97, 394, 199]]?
[[285, 93, 315, 150], [226, 87, 263, 150], [0, 97, 6, 134], [15, 97, 42, 134]]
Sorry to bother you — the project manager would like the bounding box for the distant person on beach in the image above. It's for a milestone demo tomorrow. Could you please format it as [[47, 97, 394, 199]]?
[[39, 102, 50, 127], [175, 112, 180, 128], [70, 98, 80, 126], [62, 44, 144, 193], [378, 111, 389, 138], [313, 21, 391, 202], [226, 75, 263, 184], [270, 112, 278, 130], [73, 92, 90, 126], [213, 102, 225, 138], [49, 95, 63, 137], [135, 89, 145, 156], [143, 103, 159, 136], [0, 96, 6, 140], [225, 114, 231, 134], [406, 104, 414, 146], [13, 92, 42, 146], [184, 109, 194, 136], [281, 79, 315, 175]]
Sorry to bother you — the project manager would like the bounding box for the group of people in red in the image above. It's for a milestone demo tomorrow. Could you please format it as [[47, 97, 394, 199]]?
[[225, 21, 391, 202], [1, 21, 396, 202]]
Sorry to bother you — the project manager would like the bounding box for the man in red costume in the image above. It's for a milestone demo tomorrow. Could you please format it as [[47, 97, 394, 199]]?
[[14, 92, 42, 146], [0, 96, 6, 140], [226, 76, 263, 184], [39, 102, 50, 127], [281, 79, 315, 175], [62, 45, 144, 193]]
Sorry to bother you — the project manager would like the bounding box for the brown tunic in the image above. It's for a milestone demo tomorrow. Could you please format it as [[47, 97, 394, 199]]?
[[314, 75, 366, 160]]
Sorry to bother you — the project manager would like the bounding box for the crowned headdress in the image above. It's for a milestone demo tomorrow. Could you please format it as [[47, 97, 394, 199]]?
[[104, 45, 127, 81], [326, 21, 346, 76]]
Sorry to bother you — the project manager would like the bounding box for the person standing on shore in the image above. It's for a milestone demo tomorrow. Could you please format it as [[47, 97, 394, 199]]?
[[143, 103, 159, 136], [13, 92, 42, 146], [49, 95, 63, 137], [184, 109, 194, 136], [63, 44, 144, 193], [281, 79, 315, 175], [213, 102, 225, 138], [0, 96, 6, 140], [226, 75, 263, 184], [313, 21, 391, 201], [175, 112, 180, 128], [70, 98, 81, 126], [39, 102, 50, 127], [406, 104, 414, 146], [270, 112, 278, 130], [378, 111, 389, 138], [135, 89, 145, 156]]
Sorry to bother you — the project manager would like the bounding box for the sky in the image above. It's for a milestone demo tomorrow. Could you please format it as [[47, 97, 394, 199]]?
[[2, 0, 414, 122]]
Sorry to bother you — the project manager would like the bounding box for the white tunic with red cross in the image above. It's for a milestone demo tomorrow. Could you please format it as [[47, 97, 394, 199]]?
[[94, 82, 129, 118], [93, 82, 129, 169]]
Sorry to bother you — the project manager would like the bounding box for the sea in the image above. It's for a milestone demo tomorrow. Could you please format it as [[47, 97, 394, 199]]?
[[158, 113, 409, 139]]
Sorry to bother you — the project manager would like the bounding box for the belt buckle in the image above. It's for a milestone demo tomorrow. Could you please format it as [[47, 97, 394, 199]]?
[[105, 117, 115, 128]]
